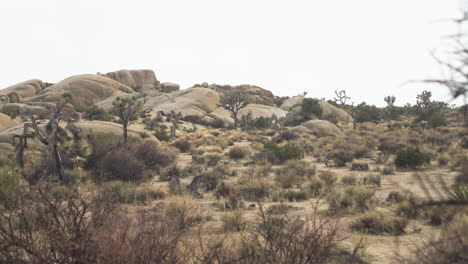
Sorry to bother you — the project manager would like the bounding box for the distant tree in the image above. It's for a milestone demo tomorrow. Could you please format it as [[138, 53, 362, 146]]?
[[415, 91, 447, 128], [220, 89, 250, 129], [384, 95, 398, 120], [112, 96, 142, 144]]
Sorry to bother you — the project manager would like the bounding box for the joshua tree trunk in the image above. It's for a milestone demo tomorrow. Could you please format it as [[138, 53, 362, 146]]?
[[123, 124, 128, 144], [233, 112, 238, 129]]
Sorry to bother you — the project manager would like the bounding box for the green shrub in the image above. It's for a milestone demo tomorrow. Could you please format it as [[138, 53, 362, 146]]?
[[154, 127, 170, 141], [350, 212, 408, 235], [160, 165, 187, 181], [301, 98, 323, 118], [263, 141, 304, 164], [386, 191, 408, 204], [394, 146, 431, 168], [83, 106, 111, 121]]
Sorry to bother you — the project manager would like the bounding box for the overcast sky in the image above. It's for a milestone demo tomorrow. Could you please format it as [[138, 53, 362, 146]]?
[[0, 0, 465, 106]]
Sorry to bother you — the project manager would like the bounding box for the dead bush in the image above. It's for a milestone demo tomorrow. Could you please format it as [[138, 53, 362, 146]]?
[[220, 209, 247, 232], [215, 182, 244, 210], [228, 146, 250, 160], [134, 141, 177, 168], [97, 148, 144, 181], [351, 162, 369, 171], [172, 138, 192, 153]]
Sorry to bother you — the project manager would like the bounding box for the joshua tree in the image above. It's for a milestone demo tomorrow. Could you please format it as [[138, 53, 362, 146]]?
[[112, 96, 142, 144], [333, 90, 350, 108], [220, 89, 250, 129], [384, 95, 397, 120], [24, 92, 74, 183], [11, 123, 34, 168]]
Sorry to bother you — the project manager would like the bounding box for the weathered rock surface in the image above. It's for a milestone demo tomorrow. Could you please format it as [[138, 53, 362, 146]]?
[[159, 82, 180, 93], [195, 83, 276, 106], [25, 74, 133, 109], [283, 96, 352, 125], [0, 79, 48, 99], [104, 69, 158, 92], [143, 87, 220, 117], [0, 120, 158, 146], [0, 113, 18, 131], [290, 120, 342, 137]]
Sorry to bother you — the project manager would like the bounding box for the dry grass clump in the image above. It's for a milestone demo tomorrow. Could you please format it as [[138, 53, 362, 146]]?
[[266, 203, 295, 215], [350, 212, 408, 235], [386, 191, 410, 204], [162, 197, 209, 231], [220, 209, 247, 232], [215, 182, 244, 210], [396, 196, 428, 219], [361, 175, 381, 187], [308, 177, 326, 197], [228, 146, 251, 160], [327, 186, 377, 215], [319, 170, 337, 190], [102, 181, 166, 204], [172, 138, 192, 152], [351, 162, 369, 171], [238, 178, 275, 202], [341, 175, 358, 185], [274, 162, 311, 188], [205, 153, 223, 167], [160, 165, 187, 181], [280, 190, 309, 202]]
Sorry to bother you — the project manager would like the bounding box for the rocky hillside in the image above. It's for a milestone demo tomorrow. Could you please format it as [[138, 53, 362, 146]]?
[[0, 69, 352, 147]]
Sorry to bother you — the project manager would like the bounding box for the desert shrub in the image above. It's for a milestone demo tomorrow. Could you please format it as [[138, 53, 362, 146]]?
[[350, 212, 408, 235], [102, 181, 166, 204], [276, 130, 300, 142], [192, 154, 206, 165], [84, 132, 122, 170], [97, 148, 144, 182], [162, 197, 208, 231], [456, 162, 468, 185], [274, 161, 316, 189], [381, 164, 396, 175], [209, 118, 225, 128], [83, 106, 111, 121], [427, 206, 462, 226], [245, 163, 272, 179], [263, 140, 304, 164], [386, 191, 408, 204], [401, 215, 468, 264], [154, 127, 170, 141], [215, 182, 244, 210], [319, 171, 337, 190], [341, 175, 357, 185], [220, 209, 247, 232], [325, 148, 355, 167], [228, 146, 250, 160], [238, 179, 274, 201], [354, 102, 382, 123], [378, 136, 405, 157], [301, 98, 323, 118], [172, 138, 191, 152], [438, 154, 450, 166], [396, 196, 428, 219], [0, 167, 19, 209], [138, 131, 149, 139], [206, 153, 223, 167], [308, 177, 325, 197], [394, 146, 431, 168], [327, 186, 377, 215], [361, 175, 381, 187], [250, 116, 273, 129], [134, 141, 177, 169], [160, 165, 187, 181], [281, 190, 309, 202], [266, 203, 294, 215], [449, 185, 468, 203], [351, 162, 369, 171]]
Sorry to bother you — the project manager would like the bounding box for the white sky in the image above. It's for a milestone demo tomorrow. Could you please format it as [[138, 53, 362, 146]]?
[[0, 0, 465, 106]]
